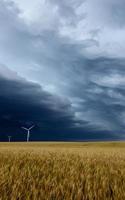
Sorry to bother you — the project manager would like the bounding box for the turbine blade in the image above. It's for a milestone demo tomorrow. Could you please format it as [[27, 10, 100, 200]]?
[[21, 127, 28, 131], [29, 125, 35, 130]]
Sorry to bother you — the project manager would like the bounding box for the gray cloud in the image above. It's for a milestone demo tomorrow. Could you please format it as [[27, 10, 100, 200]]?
[[0, 65, 75, 139], [47, 0, 85, 26], [0, 65, 114, 141], [85, 0, 125, 29], [0, 0, 125, 140], [67, 57, 125, 135]]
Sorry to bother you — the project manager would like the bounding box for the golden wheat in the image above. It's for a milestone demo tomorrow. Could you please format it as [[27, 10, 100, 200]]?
[[0, 142, 125, 200]]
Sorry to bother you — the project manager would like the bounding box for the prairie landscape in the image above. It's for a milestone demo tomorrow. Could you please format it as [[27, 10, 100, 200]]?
[[0, 142, 125, 200]]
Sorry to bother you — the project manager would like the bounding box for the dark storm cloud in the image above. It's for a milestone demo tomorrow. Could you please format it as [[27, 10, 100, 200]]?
[[0, 65, 120, 141], [67, 57, 125, 137], [0, 0, 125, 141], [0, 71, 75, 140]]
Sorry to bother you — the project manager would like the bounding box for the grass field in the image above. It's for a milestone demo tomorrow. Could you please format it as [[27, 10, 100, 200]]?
[[0, 142, 125, 200]]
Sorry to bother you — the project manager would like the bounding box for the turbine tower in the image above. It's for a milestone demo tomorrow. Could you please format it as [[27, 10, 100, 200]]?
[[8, 136, 11, 142], [22, 125, 35, 142]]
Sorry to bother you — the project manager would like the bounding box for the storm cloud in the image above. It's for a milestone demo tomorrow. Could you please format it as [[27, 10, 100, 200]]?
[[0, 65, 77, 140], [0, 0, 125, 141]]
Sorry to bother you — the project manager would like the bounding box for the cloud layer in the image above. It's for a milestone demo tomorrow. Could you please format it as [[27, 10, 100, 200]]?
[[0, 0, 125, 140]]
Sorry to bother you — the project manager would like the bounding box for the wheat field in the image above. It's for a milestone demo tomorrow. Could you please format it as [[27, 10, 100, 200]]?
[[0, 142, 125, 200]]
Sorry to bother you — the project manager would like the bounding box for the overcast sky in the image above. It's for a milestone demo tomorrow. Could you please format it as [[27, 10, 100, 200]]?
[[0, 0, 125, 141]]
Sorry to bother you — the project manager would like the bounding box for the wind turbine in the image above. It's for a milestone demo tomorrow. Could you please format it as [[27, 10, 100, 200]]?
[[8, 136, 11, 142], [21, 125, 35, 142]]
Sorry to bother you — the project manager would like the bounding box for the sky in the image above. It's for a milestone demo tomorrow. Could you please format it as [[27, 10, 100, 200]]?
[[0, 0, 125, 141]]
